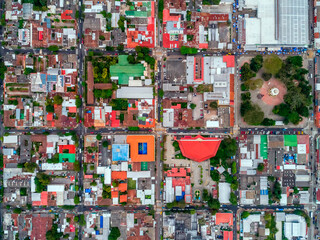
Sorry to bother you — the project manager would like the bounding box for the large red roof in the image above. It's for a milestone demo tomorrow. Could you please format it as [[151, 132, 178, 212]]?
[[178, 135, 221, 162]]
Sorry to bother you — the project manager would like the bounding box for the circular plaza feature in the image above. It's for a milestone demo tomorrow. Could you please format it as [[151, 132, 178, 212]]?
[[269, 87, 280, 96], [259, 79, 287, 106]]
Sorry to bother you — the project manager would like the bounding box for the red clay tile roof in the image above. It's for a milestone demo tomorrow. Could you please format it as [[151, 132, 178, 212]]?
[[118, 183, 128, 192], [111, 191, 118, 199], [111, 171, 127, 180], [119, 194, 128, 203], [178, 135, 221, 162]]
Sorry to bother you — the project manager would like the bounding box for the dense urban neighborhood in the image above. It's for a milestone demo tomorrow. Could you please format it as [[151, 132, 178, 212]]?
[[0, 0, 319, 240]]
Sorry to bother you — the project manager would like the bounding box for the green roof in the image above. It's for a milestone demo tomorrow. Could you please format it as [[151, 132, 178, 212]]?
[[59, 153, 76, 163], [260, 135, 268, 159], [125, 11, 149, 17], [284, 135, 297, 147], [110, 55, 145, 85]]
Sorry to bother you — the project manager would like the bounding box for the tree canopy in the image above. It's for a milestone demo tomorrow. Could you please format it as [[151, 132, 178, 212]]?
[[240, 63, 256, 81], [263, 54, 283, 75], [250, 55, 263, 72], [180, 46, 198, 55], [108, 227, 121, 240]]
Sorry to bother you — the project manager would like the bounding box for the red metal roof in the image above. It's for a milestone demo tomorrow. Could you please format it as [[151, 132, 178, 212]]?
[[163, 9, 180, 24], [59, 145, 76, 154], [223, 231, 233, 240], [216, 213, 233, 225], [69, 107, 77, 113], [223, 55, 235, 68], [38, 31, 43, 41], [178, 135, 221, 162], [61, 10, 73, 20], [47, 112, 53, 121]]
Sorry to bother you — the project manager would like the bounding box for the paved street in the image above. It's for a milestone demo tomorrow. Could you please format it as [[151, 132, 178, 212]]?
[[0, 1, 319, 239]]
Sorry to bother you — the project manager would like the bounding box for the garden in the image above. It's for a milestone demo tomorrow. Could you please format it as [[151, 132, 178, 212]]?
[[240, 55, 311, 126]]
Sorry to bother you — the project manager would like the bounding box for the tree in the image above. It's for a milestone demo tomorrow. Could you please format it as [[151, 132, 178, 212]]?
[[74, 195, 80, 204], [288, 112, 301, 125], [117, 16, 126, 32], [297, 105, 309, 117], [75, 10, 79, 19], [286, 56, 303, 68], [241, 211, 250, 219], [101, 68, 108, 79], [127, 55, 136, 64], [229, 192, 237, 205], [108, 227, 121, 240], [189, 103, 196, 109], [34, 173, 51, 193], [102, 141, 109, 148], [94, 89, 102, 98], [48, 45, 59, 52], [24, 162, 38, 173], [268, 176, 275, 182], [257, 163, 264, 172], [241, 92, 251, 101], [24, 67, 35, 75], [273, 180, 282, 201], [20, 188, 27, 196], [158, 89, 164, 98], [46, 105, 54, 113], [240, 63, 256, 81], [261, 118, 275, 126], [262, 72, 272, 81], [180, 46, 197, 55], [13, 208, 22, 214], [263, 54, 283, 75], [244, 105, 264, 125], [74, 161, 80, 171], [250, 55, 263, 72], [109, 99, 128, 110], [231, 181, 239, 191], [101, 89, 113, 99], [272, 103, 290, 117], [99, 35, 105, 41], [79, 214, 86, 226], [76, 98, 82, 108], [208, 197, 220, 210], [202, 189, 210, 202], [117, 44, 124, 51], [53, 95, 63, 105], [210, 170, 220, 182], [231, 161, 237, 175], [210, 101, 218, 109]]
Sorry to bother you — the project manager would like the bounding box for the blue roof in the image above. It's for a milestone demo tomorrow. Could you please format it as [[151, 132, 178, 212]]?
[[47, 75, 57, 82], [100, 216, 103, 228], [40, 74, 47, 85], [112, 144, 129, 161], [44, 18, 51, 28]]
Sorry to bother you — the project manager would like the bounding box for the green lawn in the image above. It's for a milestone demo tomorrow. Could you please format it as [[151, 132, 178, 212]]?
[[128, 178, 136, 190]]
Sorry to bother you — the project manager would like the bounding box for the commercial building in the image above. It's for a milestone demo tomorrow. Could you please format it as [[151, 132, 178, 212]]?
[[239, 0, 309, 50]]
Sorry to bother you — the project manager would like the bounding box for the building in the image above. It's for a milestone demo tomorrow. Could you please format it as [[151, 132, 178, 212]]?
[[177, 135, 221, 162], [239, 0, 309, 50]]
